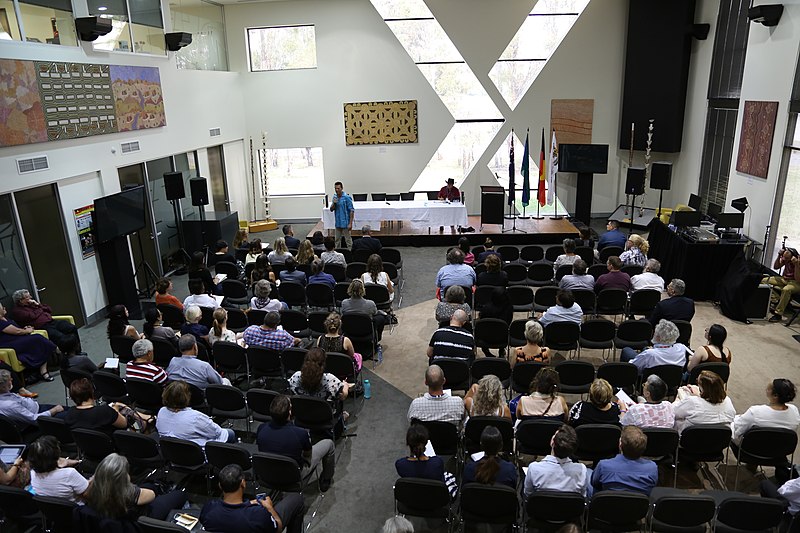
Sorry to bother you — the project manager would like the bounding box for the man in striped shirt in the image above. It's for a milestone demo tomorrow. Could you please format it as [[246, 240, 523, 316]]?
[[125, 339, 168, 385], [426, 309, 475, 364]]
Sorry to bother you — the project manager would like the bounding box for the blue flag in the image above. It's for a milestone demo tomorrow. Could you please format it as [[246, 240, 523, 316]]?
[[508, 134, 515, 206], [521, 130, 530, 207]]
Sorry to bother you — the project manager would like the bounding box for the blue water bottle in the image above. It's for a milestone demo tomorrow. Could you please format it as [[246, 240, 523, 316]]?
[[363, 379, 371, 399]]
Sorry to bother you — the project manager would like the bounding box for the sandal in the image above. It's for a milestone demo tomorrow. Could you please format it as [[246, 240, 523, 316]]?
[[19, 388, 38, 398], [40, 372, 55, 382]]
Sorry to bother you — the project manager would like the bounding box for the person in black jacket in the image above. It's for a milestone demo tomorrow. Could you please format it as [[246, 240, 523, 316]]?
[[649, 278, 695, 326], [351, 225, 382, 254]]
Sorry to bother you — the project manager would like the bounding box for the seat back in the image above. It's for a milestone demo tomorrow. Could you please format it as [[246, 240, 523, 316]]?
[[496, 246, 520, 263], [112, 431, 161, 465], [628, 289, 661, 315], [520, 245, 544, 263], [92, 370, 129, 404], [596, 288, 628, 315], [650, 491, 716, 528], [464, 416, 513, 454], [379, 248, 402, 266], [247, 346, 284, 377], [572, 289, 596, 315], [545, 247, 562, 262], [555, 360, 595, 390], [365, 284, 391, 307], [151, 337, 179, 367], [508, 318, 528, 347], [543, 322, 580, 352], [215, 261, 239, 278], [246, 388, 279, 421], [280, 347, 308, 377], [575, 246, 594, 265], [205, 384, 247, 414], [642, 365, 683, 394], [433, 357, 471, 392], [278, 282, 306, 307], [474, 318, 509, 349], [596, 362, 638, 392], [109, 335, 136, 363], [416, 420, 460, 456], [528, 264, 555, 285], [642, 427, 679, 459], [533, 286, 558, 309], [38, 416, 76, 445], [579, 318, 616, 344], [715, 494, 787, 531], [469, 357, 511, 383], [588, 263, 608, 280], [587, 490, 649, 530], [71, 428, 116, 462], [598, 246, 624, 263], [614, 319, 653, 348], [460, 483, 518, 524], [225, 308, 249, 331], [323, 263, 346, 282], [325, 352, 356, 383], [679, 424, 732, 462], [306, 283, 335, 309], [515, 419, 563, 456], [125, 378, 164, 413], [157, 304, 185, 329], [221, 279, 248, 300], [212, 341, 247, 373], [672, 319, 692, 346], [503, 263, 528, 284], [738, 427, 798, 464], [474, 285, 501, 312], [158, 436, 206, 469], [290, 395, 335, 432], [394, 478, 451, 518], [252, 452, 303, 492], [525, 490, 585, 527], [511, 361, 547, 394], [688, 362, 730, 384], [279, 309, 308, 336], [341, 313, 375, 358], [205, 441, 252, 472], [621, 265, 643, 277], [507, 286, 534, 311], [247, 309, 267, 327], [34, 494, 78, 533], [0, 414, 25, 444], [346, 262, 367, 280], [574, 424, 621, 462], [0, 485, 40, 521], [555, 264, 573, 282]]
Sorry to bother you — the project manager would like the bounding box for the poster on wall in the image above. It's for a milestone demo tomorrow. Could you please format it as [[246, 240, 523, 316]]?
[[73, 205, 95, 259]]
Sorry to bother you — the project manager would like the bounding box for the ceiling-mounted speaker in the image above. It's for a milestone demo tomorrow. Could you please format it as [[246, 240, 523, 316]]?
[[74, 16, 112, 42], [165, 32, 192, 51], [748, 4, 784, 26], [691, 23, 710, 40]]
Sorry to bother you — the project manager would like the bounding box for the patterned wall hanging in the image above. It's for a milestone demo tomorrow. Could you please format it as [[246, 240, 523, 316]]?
[[736, 100, 779, 179], [344, 100, 417, 145]]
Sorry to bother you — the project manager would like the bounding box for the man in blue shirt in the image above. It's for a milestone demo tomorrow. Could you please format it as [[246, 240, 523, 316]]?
[[435, 248, 476, 294], [591, 425, 658, 495], [200, 464, 305, 533], [330, 181, 355, 249], [597, 220, 627, 251]]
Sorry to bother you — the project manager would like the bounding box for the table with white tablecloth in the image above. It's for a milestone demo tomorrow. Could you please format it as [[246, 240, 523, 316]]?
[[321, 200, 468, 230]]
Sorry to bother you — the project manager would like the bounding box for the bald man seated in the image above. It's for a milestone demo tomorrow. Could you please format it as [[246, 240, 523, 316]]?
[[426, 309, 475, 364], [407, 364, 465, 425]]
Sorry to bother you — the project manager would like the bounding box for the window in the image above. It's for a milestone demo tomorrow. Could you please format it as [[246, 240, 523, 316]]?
[[170, 0, 227, 71], [247, 25, 317, 72], [0, 0, 77, 45], [258, 147, 325, 197], [87, 0, 165, 54], [773, 116, 800, 258]]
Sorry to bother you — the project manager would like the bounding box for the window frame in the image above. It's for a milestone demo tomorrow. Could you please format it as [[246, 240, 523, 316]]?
[[246, 23, 318, 73], [1, 0, 77, 46]]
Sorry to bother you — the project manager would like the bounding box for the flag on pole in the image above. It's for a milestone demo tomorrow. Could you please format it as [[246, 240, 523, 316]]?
[[538, 129, 546, 206], [508, 133, 515, 206], [548, 129, 558, 205], [521, 130, 531, 207]]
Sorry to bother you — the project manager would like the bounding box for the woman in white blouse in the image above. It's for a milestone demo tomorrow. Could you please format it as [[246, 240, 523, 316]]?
[[673, 370, 735, 433], [733, 378, 800, 441], [360, 254, 394, 302]]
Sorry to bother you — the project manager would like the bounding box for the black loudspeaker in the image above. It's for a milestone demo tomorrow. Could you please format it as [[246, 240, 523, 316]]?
[[163, 172, 185, 201], [650, 162, 673, 190], [748, 4, 783, 26], [625, 167, 646, 195], [75, 17, 112, 41], [189, 177, 209, 206], [165, 32, 192, 51]]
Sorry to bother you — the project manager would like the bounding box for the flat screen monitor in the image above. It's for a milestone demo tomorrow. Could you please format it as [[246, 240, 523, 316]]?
[[93, 186, 147, 243], [672, 210, 702, 228], [559, 144, 609, 174], [715, 212, 745, 229], [707, 202, 722, 217], [688, 193, 702, 210]]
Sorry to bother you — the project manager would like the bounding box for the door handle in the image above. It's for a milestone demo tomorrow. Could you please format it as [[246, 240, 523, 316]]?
[[37, 287, 46, 292]]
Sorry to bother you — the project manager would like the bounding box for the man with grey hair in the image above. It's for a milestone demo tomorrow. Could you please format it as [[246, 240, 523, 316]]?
[[631, 259, 665, 292], [10, 289, 78, 346], [407, 364, 465, 425], [435, 248, 476, 294], [165, 334, 229, 389], [427, 309, 474, 363], [351, 224, 382, 254], [649, 278, 695, 326], [125, 339, 168, 385], [620, 319, 689, 374], [382, 516, 414, 533], [0, 369, 65, 428], [620, 374, 675, 428]]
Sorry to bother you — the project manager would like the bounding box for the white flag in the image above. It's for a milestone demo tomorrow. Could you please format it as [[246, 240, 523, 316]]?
[[547, 130, 558, 205]]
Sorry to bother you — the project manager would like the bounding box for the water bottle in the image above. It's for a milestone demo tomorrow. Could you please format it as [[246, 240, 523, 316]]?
[[363, 379, 371, 399]]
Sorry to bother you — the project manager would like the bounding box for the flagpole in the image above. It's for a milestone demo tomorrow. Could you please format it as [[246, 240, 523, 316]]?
[[533, 128, 545, 220], [519, 128, 531, 219], [505, 130, 515, 221], [549, 129, 563, 220]]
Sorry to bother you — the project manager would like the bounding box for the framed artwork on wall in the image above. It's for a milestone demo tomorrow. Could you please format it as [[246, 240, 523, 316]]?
[[736, 100, 779, 179]]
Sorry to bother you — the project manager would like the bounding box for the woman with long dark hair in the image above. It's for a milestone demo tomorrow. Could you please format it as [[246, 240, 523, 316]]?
[[106, 305, 142, 339], [142, 308, 178, 346], [733, 378, 800, 441], [462, 426, 516, 488], [395, 424, 445, 480], [289, 347, 350, 403], [361, 254, 394, 302], [250, 253, 275, 288], [516, 367, 568, 422], [688, 324, 732, 370]]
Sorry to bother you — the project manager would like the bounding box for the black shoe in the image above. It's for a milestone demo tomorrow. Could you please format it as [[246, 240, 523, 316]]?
[[769, 314, 783, 323], [319, 478, 332, 492], [40, 372, 55, 382]]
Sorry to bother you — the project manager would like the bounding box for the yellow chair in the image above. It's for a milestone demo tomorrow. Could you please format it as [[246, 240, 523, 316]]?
[[658, 203, 693, 225], [0, 315, 75, 374]]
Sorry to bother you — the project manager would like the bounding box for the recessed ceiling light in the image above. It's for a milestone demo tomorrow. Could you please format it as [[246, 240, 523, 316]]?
[[97, 6, 107, 10]]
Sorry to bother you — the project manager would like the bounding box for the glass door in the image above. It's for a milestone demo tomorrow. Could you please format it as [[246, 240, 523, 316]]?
[[119, 163, 162, 291], [0, 195, 35, 310], [207, 145, 229, 213], [145, 157, 178, 273]]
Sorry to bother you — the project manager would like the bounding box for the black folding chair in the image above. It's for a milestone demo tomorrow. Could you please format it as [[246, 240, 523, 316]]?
[[621, 264, 644, 277], [649, 487, 716, 533], [586, 490, 650, 532], [474, 318, 508, 355], [574, 424, 621, 464], [212, 341, 249, 384], [221, 279, 249, 307], [109, 335, 136, 363], [0, 414, 25, 444], [151, 337, 179, 368], [628, 289, 661, 317], [508, 286, 534, 314], [394, 478, 453, 525], [533, 285, 558, 313], [464, 416, 513, 455], [416, 420, 460, 458], [730, 427, 798, 490], [673, 319, 693, 346], [678, 425, 732, 487], [324, 263, 346, 283], [642, 427, 680, 487], [528, 263, 555, 287], [511, 361, 547, 394], [246, 388, 279, 424], [503, 263, 528, 285], [705, 490, 788, 533], [520, 245, 544, 263], [0, 485, 42, 532], [92, 370, 130, 404], [38, 416, 77, 454], [279, 309, 309, 337], [205, 441, 252, 479], [642, 365, 683, 398], [290, 395, 337, 439], [247, 309, 267, 327], [599, 246, 624, 263], [544, 322, 580, 356], [555, 264, 573, 282], [588, 263, 608, 280], [434, 357, 471, 393], [555, 360, 595, 396], [516, 418, 563, 459], [459, 483, 518, 529], [572, 289, 596, 315], [346, 262, 367, 280], [71, 428, 116, 472], [469, 357, 511, 385], [157, 304, 185, 330], [525, 490, 585, 531], [496, 245, 520, 263], [306, 283, 335, 310], [34, 494, 78, 533], [225, 307, 249, 332], [278, 282, 306, 309], [280, 347, 308, 377], [575, 245, 594, 265], [596, 288, 628, 319], [508, 318, 528, 347], [206, 384, 250, 435], [246, 346, 283, 378], [596, 361, 638, 394], [545, 246, 563, 262], [688, 361, 730, 385], [613, 319, 653, 359], [342, 313, 376, 364], [578, 318, 616, 360], [158, 436, 210, 490], [125, 377, 164, 414]]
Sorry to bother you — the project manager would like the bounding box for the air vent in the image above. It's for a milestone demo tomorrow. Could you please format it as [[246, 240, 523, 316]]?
[[209, 127, 221, 137], [16, 155, 49, 174], [121, 140, 141, 153]]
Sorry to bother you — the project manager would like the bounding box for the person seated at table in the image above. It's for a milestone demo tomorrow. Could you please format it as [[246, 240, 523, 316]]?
[[0, 303, 58, 382], [514, 320, 551, 366], [630, 259, 665, 292], [320, 236, 347, 267], [435, 248, 475, 298], [462, 426, 516, 488], [598, 219, 627, 251], [620, 234, 649, 267], [207, 239, 236, 268], [279, 257, 307, 286], [296, 239, 317, 267], [10, 289, 79, 347], [620, 319, 688, 374], [63, 378, 133, 436], [516, 367, 568, 422], [649, 279, 694, 326], [595, 256, 631, 293], [180, 305, 210, 340], [395, 424, 446, 480], [524, 424, 591, 498], [458, 237, 475, 266], [352, 225, 382, 254], [620, 374, 675, 429], [539, 289, 582, 327], [59, 334, 98, 374], [477, 254, 508, 287], [464, 374, 511, 419], [250, 279, 285, 312], [476, 238, 500, 264], [308, 259, 336, 290], [183, 278, 218, 309], [553, 238, 579, 274], [438, 177, 461, 201], [106, 304, 144, 340], [733, 378, 800, 442], [435, 285, 472, 324], [156, 380, 236, 445], [672, 371, 735, 433], [28, 435, 88, 502], [188, 251, 220, 295], [268, 237, 291, 266], [245, 239, 263, 265], [569, 378, 624, 428], [559, 259, 595, 291], [687, 324, 731, 371], [154, 277, 183, 310], [591, 426, 658, 495]]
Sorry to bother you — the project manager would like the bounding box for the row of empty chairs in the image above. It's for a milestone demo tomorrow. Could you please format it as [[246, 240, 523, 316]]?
[[459, 244, 625, 266]]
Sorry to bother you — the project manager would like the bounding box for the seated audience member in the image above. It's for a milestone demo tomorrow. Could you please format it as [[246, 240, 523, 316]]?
[[125, 339, 168, 385], [524, 425, 591, 498], [649, 278, 695, 326], [559, 259, 595, 291], [621, 319, 688, 374], [341, 279, 386, 342], [10, 289, 78, 346], [107, 304, 143, 340], [209, 307, 240, 346], [289, 347, 349, 404], [156, 380, 236, 445], [458, 237, 475, 266], [244, 311, 300, 350], [760, 476, 800, 522], [517, 367, 568, 422], [282, 224, 302, 250], [464, 374, 511, 419], [597, 219, 627, 251], [28, 435, 87, 502], [435, 248, 476, 296], [595, 256, 632, 293], [250, 254, 275, 287], [477, 254, 508, 287], [59, 334, 98, 374], [268, 237, 291, 266], [462, 426, 517, 488], [361, 254, 395, 302], [478, 290, 513, 357], [514, 320, 551, 365], [142, 308, 178, 346], [0, 360, 35, 398], [476, 238, 499, 264], [395, 424, 445, 480], [539, 289, 582, 327], [180, 305, 210, 340], [569, 378, 624, 428], [308, 259, 336, 290], [232, 228, 249, 251], [166, 334, 229, 389], [407, 364, 465, 425], [188, 251, 219, 295], [0, 302, 57, 382], [250, 279, 285, 312], [311, 231, 326, 256], [0, 441, 28, 487], [154, 277, 183, 310], [352, 225, 382, 253], [687, 324, 731, 371], [317, 312, 361, 372], [296, 239, 317, 267], [435, 285, 472, 324], [630, 259, 665, 292], [620, 234, 649, 267], [553, 238, 579, 274], [764, 247, 800, 323], [575, 227, 595, 249], [63, 377, 130, 436], [207, 239, 236, 267], [621, 374, 675, 428], [427, 309, 474, 363], [201, 464, 305, 533], [320, 236, 347, 267], [279, 257, 307, 286], [0, 369, 64, 427], [245, 240, 263, 265], [591, 426, 658, 495], [673, 370, 735, 433], [256, 394, 335, 492], [183, 278, 218, 310], [733, 378, 800, 441], [76, 453, 187, 524]]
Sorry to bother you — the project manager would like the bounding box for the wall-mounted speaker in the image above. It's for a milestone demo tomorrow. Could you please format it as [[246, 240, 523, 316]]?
[[165, 32, 192, 51], [626, 167, 646, 195], [650, 162, 673, 191], [748, 4, 784, 26], [190, 177, 209, 206], [74, 17, 112, 42], [164, 172, 185, 201]]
